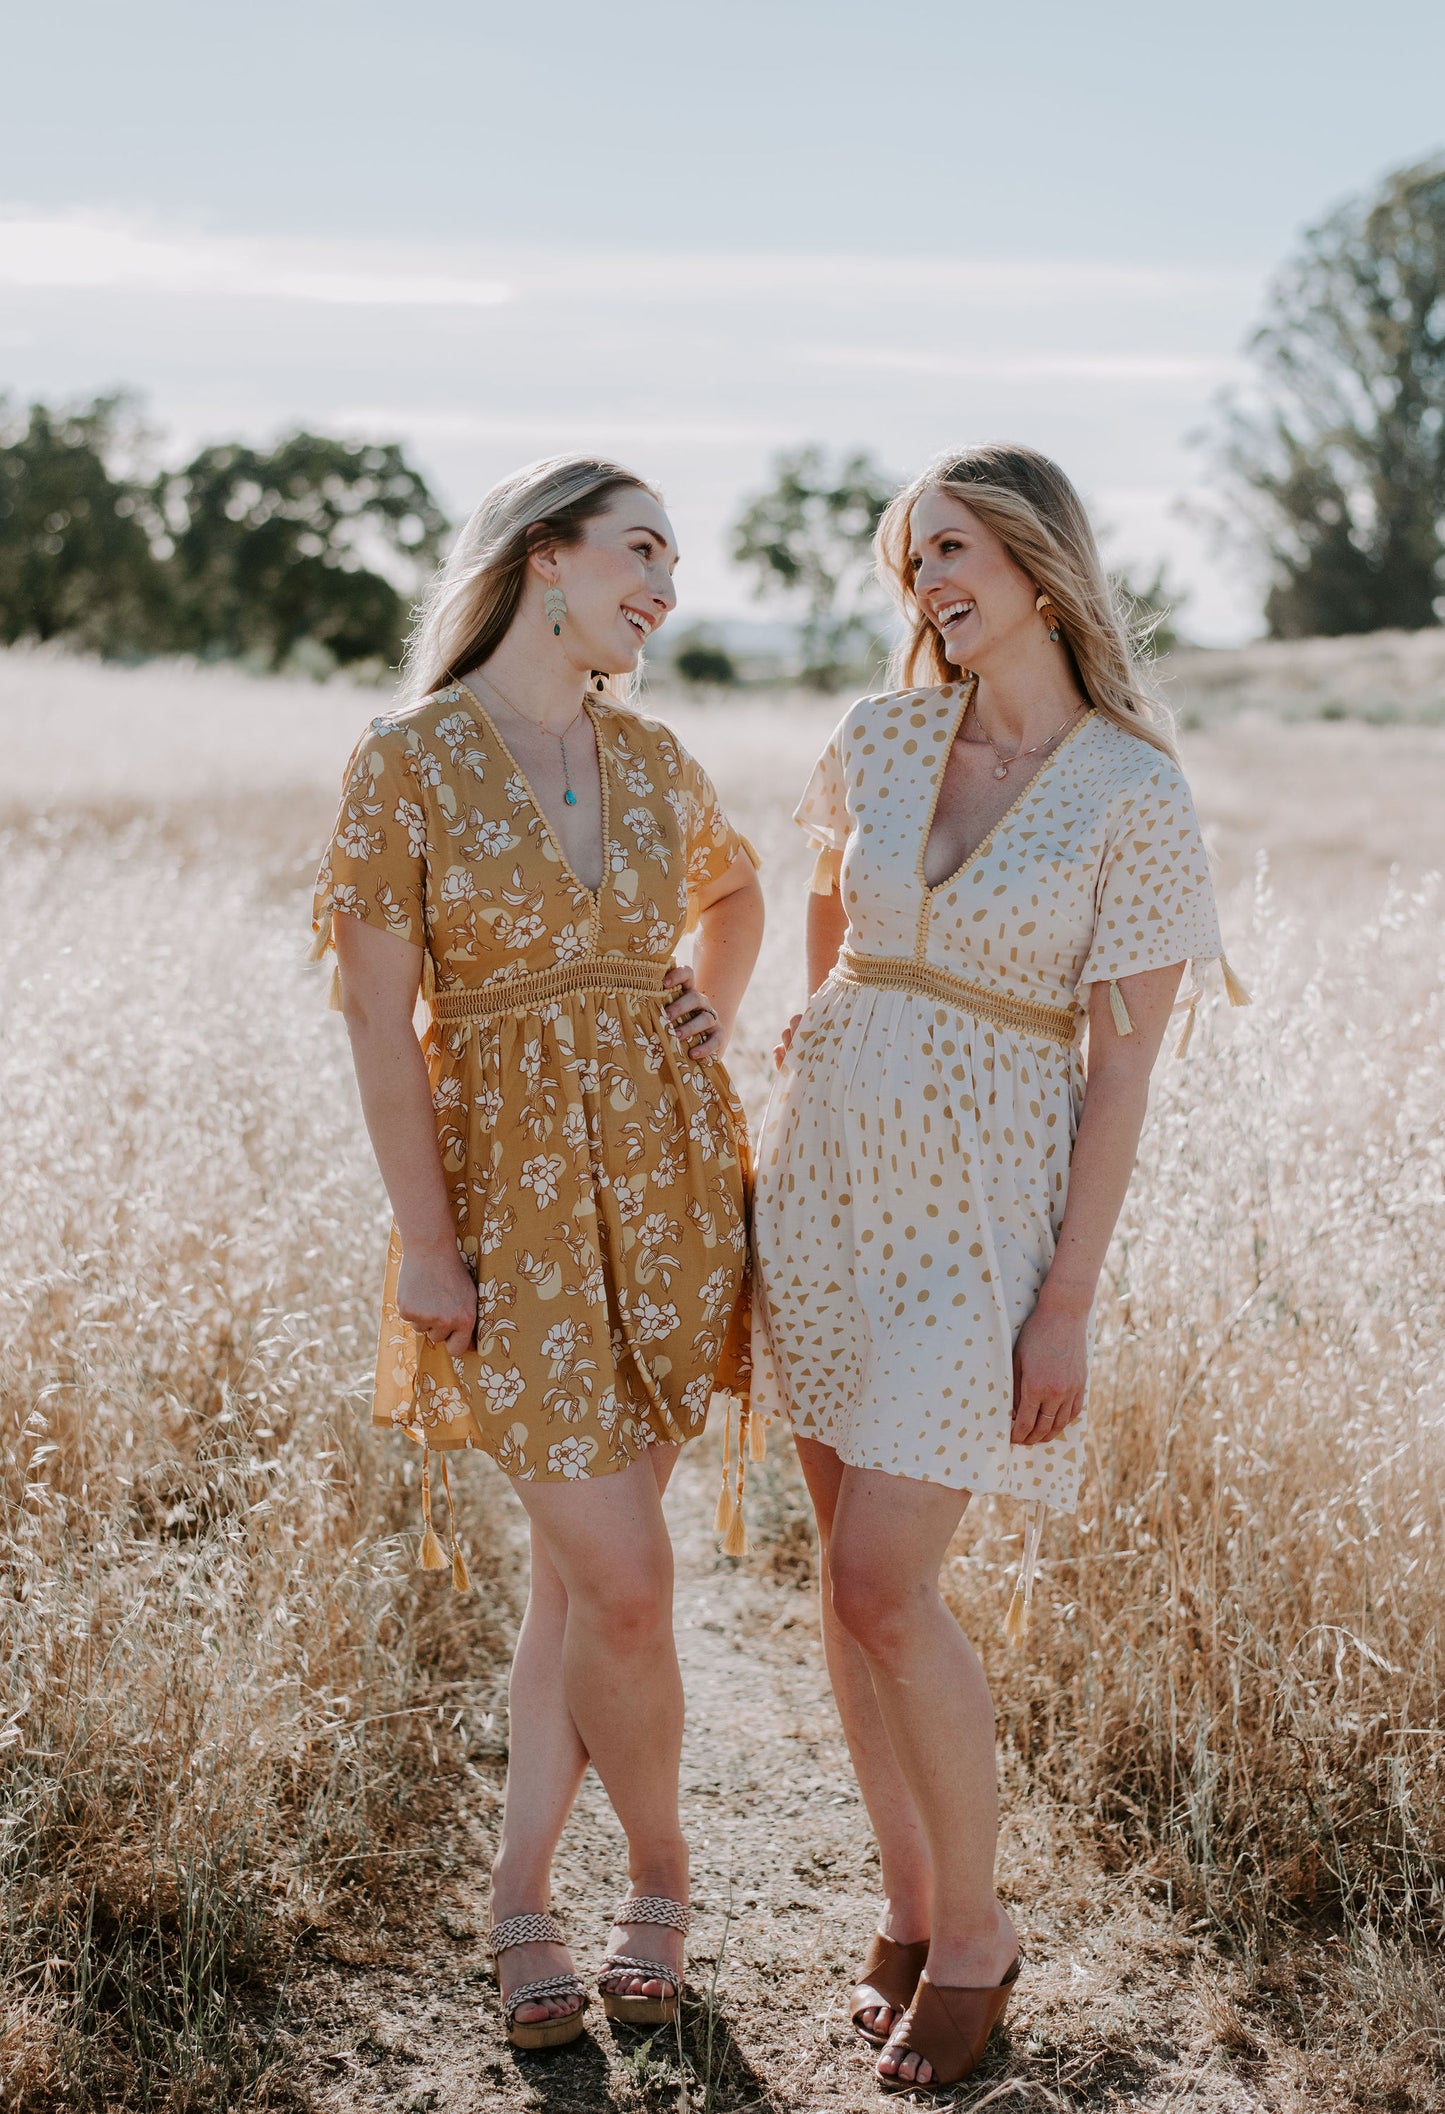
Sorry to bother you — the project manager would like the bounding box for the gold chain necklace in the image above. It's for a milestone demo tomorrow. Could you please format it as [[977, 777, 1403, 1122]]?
[[964, 691, 1082, 780], [467, 674, 590, 805]]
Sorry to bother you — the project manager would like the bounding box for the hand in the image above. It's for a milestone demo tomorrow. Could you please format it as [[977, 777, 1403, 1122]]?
[[396, 1235, 477, 1358], [774, 1012, 803, 1068], [663, 962, 728, 1061], [1010, 1301, 1088, 1445]]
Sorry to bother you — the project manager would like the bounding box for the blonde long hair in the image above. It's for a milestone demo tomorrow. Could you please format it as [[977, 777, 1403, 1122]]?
[[875, 443, 1177, 758], [399, 455, 661, 707]]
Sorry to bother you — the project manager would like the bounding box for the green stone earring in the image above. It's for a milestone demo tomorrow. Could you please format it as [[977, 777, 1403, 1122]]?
[[544, 587, 567, 636]]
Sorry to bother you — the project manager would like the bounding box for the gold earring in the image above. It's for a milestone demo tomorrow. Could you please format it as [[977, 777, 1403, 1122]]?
[[1035, 590, 1061, 643], [544, 587, 567, 635]]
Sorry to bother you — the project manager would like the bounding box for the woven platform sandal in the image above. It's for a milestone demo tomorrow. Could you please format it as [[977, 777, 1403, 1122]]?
[[850, 1932, 931, 2047], [597, 1895, 690, 2027], [879, 1956, 1020, 2093], [488, 1911, 588, 2052]]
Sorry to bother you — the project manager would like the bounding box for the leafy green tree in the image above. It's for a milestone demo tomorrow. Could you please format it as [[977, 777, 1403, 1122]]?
[[1210, 155, 1445, 637], [732, 445, 897, 687], [158, 433, 450, 670], [0, 394, 166, 655]]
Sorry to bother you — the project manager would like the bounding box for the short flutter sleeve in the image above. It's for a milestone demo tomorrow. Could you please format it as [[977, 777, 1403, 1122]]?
[[794, 715, 851, 894], [312, 720, 427, 959], [1077, 756, 1223, 999], [673, 743, 759, 931]]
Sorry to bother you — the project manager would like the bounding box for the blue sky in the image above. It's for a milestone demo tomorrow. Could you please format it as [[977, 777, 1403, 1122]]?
[[3, 0, 1442, 640]]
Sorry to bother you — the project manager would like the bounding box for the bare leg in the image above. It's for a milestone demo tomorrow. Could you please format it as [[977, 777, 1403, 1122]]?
[[794, 1436, 932, 2040], [827, 1466, 1018, 2088], [491, 1446, 680, 2023], [513, 1445, 688, 2005]]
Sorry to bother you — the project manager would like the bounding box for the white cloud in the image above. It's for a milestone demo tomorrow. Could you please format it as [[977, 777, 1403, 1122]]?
[[0, 212, 513, 309]]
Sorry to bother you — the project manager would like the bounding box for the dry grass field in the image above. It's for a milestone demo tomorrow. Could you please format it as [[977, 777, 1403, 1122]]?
[[2, 640, 1443, 2112]]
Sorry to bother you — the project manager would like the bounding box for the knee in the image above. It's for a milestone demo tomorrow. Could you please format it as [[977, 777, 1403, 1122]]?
[[572, 1549, 672, 1650], [828, 1546, 921, 1663]]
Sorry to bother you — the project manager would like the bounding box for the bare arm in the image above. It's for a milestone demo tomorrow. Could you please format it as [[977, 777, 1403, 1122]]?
[[662, 848, 765, 1061], [1011, 960, 1185, 1444], [332, 911, 476, 1357], [771, 877, 848, 1067]]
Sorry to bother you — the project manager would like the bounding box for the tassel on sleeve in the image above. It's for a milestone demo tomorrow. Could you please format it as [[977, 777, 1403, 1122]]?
[[809, 843, 842, 896], [418, 1447, 447, 1572], [307, 904, 334, 962], [1221, 956, 1251, 1008], [327, 963, 345, 1012], [1107, 980, 1134, 1037], [748, 1414, 767, 1463], [1004, 1501, 1047, 1647], [439, 1455, 470, 1593], [714, 1399, 736, 1536], [1174, 1000, 1197, 1060]]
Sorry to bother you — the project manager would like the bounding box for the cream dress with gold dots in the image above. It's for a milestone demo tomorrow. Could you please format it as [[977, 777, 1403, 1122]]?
[[752, 682, 1229, 1515]]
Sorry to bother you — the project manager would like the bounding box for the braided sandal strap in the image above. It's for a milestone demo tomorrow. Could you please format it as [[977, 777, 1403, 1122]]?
[[598, 1951, 682, 1997], [502, 1973, 587, 2028], [489, 1910, 567, 1955], [610, 1895, 691, 1935]]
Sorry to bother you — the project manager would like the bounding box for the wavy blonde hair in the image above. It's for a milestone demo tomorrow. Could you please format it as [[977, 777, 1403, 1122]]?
[[875, 443, 1176, 758], [399, 455, 662, 707]]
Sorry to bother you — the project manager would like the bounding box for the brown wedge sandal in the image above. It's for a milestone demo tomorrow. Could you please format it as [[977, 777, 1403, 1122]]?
[[597, 1895, 690, 2028], [850, 1933, 931, 2048], [489, 1912, 588, 2052], [878, 1956, 1021, 2093]]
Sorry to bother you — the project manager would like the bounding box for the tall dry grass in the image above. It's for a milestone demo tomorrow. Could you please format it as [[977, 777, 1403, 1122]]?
[[0, 815, 517, 2110], [944, 870, 1445, 2089], [4, 647, 1444, 2106]]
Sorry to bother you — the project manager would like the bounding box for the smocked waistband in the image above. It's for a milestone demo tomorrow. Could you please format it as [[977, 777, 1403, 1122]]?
[[833, 948, 1077, 1048], [430, 955, 671, 1022]]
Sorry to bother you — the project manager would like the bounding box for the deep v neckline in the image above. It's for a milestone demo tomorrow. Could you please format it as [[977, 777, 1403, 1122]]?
[[919, 684, 1091, 897], [459, 684, 611, 909]]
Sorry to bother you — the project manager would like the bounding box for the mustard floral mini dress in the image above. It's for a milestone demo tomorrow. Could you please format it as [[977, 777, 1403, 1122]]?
[[313, 687, 755, 1489]]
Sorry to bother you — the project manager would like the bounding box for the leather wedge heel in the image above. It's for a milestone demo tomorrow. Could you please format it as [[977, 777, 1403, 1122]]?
[[879, 1956, 1020, 2093], [489, 1912, 588, 2052], [598, 1895, 690, 2028], [850, 1932, 931, 2047]]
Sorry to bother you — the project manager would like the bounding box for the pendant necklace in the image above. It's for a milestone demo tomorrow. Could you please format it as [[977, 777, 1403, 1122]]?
[[468, 674, 588, 804], [966, 690, 1082, 779]]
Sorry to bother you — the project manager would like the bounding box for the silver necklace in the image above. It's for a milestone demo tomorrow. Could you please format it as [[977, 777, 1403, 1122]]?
[[964, 691, 1082, 780], [468, 674, 589, 805]]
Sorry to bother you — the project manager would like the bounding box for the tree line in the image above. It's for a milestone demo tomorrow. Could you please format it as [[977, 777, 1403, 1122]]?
[[0, 394, 449, 674], [1, 154, 1440, 685]]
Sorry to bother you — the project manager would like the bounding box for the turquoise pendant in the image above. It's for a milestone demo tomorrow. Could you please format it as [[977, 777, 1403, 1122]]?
[[564, 788, 577, 806]]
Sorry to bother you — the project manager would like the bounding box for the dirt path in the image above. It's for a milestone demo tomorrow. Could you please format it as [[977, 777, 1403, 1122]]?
[[286, 1438, 1265, 2113]]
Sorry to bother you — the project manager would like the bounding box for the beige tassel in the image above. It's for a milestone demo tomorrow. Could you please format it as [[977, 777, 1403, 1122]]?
[[714, 1399, 735, 1535], [1005, 1501, 1047, 1648], [328, 963, 344, 1012], [418, 1448, 447, 1571], [1221, 956, 1251, 1007], [749, 1414, 767, 1462], [307, 904, 334, 961], [1108, 980, 1134, 1037], [809, 843, 842, 897], [724, 1404, 750, 1557], [1174, 1001, 1197, 1060], [440, 1456, 471, 1594]]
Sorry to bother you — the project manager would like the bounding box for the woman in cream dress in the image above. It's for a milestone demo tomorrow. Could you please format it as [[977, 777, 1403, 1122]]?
[[753, 445, 1243, 2092]]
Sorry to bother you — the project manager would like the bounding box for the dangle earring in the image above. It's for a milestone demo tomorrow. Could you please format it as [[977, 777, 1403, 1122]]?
[[544, 587, 568, 636], [1035, 589, 1062, 643]]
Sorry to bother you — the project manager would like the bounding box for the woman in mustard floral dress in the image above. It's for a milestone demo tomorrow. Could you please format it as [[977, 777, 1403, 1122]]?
[[313, 457, 763, 2049]]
